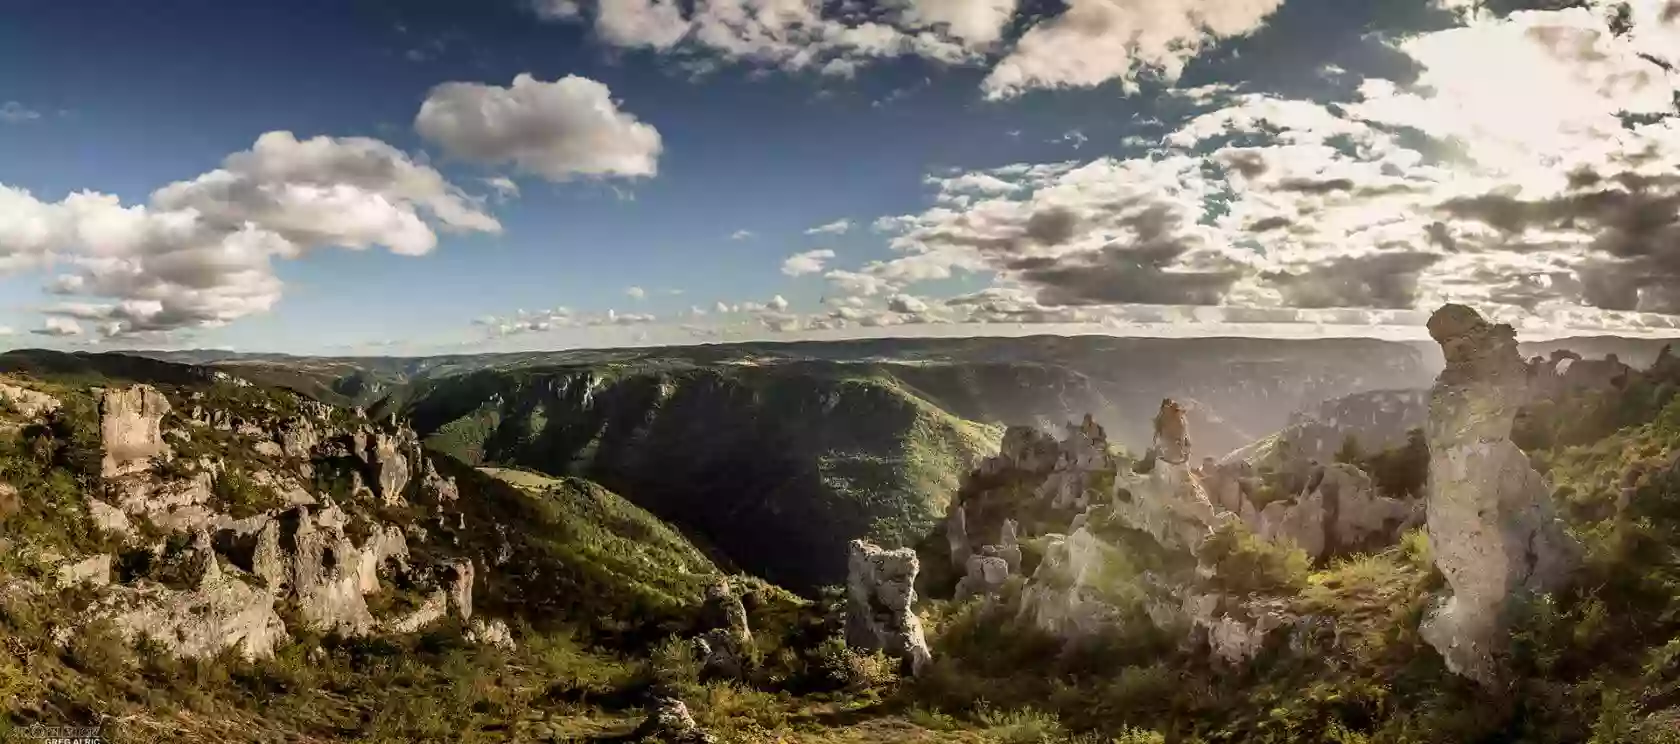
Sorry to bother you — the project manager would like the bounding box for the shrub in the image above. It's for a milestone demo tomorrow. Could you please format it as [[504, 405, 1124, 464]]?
[[1197, 521, 1310, 596]]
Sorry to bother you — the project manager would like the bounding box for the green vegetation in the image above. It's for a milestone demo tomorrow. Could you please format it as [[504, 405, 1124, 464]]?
[[397, 363, 1001, 592]]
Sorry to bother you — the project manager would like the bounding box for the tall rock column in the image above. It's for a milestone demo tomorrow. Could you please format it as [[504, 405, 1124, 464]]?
[[845, 540, 932, 676], [1420, 304, 1578, 685]]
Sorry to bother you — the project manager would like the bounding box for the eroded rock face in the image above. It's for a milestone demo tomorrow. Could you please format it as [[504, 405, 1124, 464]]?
[[99, 559, 287, 661], [1420, 304, 1579, 686], [845, 540, 932, 676], [99, 385, 173, 478]]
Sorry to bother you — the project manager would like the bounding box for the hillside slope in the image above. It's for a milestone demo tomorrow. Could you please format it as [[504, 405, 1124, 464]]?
[[383, 362, 1003, 593]]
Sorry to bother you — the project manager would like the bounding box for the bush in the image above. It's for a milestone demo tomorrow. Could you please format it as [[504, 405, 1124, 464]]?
[[1197, 521, 1310, 596]]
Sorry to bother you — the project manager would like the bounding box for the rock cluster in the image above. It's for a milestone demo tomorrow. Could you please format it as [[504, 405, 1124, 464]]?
[[845, 540, 932, 676], [61, 382, 490, 661], [1418, 304, 1578, 685]]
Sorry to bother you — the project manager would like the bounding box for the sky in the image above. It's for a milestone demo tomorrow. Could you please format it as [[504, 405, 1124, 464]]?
[[1, 0, 1678, 355]]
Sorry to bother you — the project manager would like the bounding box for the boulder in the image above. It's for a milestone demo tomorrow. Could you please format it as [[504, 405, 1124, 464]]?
[[467, 617, 516, 650], [0, 383, 60, 418], [87, 500, 132, 538], [697, 579, 753, 679], [954, 554, 1011, 600], [385, 590, 449, 634], [56, 555, 111, 588], [98, 385, 173, 478], [1419, 304, 1579, 686], [845, 540, 932, 676], [632, 697, 717, 744]]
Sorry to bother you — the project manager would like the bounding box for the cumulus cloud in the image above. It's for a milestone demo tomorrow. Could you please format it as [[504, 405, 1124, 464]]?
[[768, 294, 790, 311], [626, 285, 648, 299], [415, 74, 662, 181], [483, 176, 521, 199], [981, 0, 1286, 99], [782, 248, 836, 276], [814, 0, 1680, 329], [730, 229, 755, 240], [805, 219, 853, 236], [33, 317, 81, 337], [538, 0, 1274, 97], [0, 131, 500, 337]]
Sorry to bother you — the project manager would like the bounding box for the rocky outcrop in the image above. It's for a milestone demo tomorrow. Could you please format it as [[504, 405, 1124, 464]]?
[[283, 505, 411, 635], [1237, 463, 1421, 560], [97, 548, 287, 660], [1419, 304, 1579, 686], [1153, 399, 1193, 465], [845, 540, 932, 676], [696, 579, 753, 679], [977, 425, 1061, 477], [1529, 350, 1633, 401], [57, 555, 111, 588], [0, 382, 60, 419], [99, 385, 173, 477], [467, 617, 516, 650], [954, 553, 1011, 600], [1018, 527, 1125, 639], [632, 697, 717, 744]]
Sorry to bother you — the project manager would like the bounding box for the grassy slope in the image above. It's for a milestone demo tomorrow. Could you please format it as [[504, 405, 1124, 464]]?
[[394, 363, 1002, 593]]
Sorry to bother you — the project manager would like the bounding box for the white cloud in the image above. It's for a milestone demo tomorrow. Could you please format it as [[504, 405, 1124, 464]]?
[[0, 131, 500, 337], [768, 294, 790, 311], [538, 0, 1278, 98], [782, 248, 836, 276], [0, 102, 40, 124], [981, 0, 1286, 99], [415, 73, 662, 181], [626, 286, 647, 299], [805, 218, 853, 236], [34, 317, 82, 337], [888, 294, 930, 313], [730, 229, 755, 240], [893, 0, 1020, 47]]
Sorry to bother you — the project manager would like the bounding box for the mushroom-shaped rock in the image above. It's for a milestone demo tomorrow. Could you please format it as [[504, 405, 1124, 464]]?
[[1419, 304, 1579, 685]]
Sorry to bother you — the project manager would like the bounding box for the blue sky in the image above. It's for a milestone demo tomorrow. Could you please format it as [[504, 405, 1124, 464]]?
[[1, 0, 1678, 354]]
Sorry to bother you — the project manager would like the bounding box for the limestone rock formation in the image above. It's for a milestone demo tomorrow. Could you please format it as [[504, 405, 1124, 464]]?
[[99, 385, 173, 477], [0, 382, 60, 419], [954, 553, 1011, 600], [1018, 527, 1124, 639], [57, 555, 111, 588], [845, 540, 932, 676], [1238, 463, 1421, 560], [632, 697, 718, 744], [1153, 399, 1193, 465], [696, 579, 753, 679], [467, 617, 516, 649], [978, 425, 1062, 477], [97, 552, 288, 661], [1419, 304, 1579, 685]]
